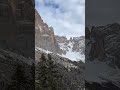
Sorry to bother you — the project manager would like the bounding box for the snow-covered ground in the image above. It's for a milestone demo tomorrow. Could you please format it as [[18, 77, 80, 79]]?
[[61, 47, 85, 62], [58, 41, 85, 62], [35, 46, 85, 62], [35, 47, 52, 54], [86, 60, 120, 87]]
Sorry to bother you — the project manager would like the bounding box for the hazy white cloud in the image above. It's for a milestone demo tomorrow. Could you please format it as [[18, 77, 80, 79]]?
[[35, 0, 85, 38]]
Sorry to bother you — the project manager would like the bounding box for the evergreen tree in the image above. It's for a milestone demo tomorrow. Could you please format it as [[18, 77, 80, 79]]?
[[36, 53, 63, 90], [30, 62, 35, 89], [8, 64, 28, 90], [36, 53, 49, 89]]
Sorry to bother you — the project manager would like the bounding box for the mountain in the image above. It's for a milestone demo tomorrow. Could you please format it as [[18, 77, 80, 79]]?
[[35, 10, 85, 62], [35, 10, 62, 55], [56, 35, 85, 61], [35, 9, 85, 90], [86, 23, 120, 89]]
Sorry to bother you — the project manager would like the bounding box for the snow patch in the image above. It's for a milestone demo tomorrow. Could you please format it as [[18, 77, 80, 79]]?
[[86, 61, 120, 85], [58, 41, 85, 62], [42, 34, 49, 37], [36, 46, 85, 63], [35, 47, 52, 54], [62, 47, 85, 62]]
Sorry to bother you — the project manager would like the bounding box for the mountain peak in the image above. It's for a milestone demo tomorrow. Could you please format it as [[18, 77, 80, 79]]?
[[35, 10, 85, 62]]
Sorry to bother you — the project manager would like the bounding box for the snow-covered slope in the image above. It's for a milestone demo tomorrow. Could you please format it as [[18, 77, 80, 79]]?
[[35, 47, 79, 69], [36, 39, 85, 62], [35, 47, 53, 54], [58, 41, 85, 62], [86, 61, 120, 82], [86, 23, 120, 89], [86, 61, 120, 88], [35, 47, 85, 90], [57, 36, 85, 62]]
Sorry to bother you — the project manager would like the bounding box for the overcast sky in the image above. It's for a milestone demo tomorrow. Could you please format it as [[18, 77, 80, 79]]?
[[86, 0, 120, 27], [35, 0, 85, 38]]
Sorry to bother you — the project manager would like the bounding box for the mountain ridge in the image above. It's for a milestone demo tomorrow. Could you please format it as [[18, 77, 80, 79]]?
[[35, 10, 85, 62], [86, 23, 120, 89]]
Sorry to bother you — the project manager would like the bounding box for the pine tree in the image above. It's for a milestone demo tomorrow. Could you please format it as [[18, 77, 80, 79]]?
[[36, 53, 49, 89], [36, 53, 63, 90], [8, 64, 28, 90], [30, 62, 35, 89]]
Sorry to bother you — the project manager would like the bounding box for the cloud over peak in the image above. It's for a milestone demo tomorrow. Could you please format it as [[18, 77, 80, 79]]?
[[36, 0, 85, 38]]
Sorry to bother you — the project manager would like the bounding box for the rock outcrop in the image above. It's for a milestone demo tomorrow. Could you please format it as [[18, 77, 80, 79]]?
[[86, 23, 120, 68], [0, 0, 34, 58], [86, 23, 120, 89], [35, 10, 62, 54]]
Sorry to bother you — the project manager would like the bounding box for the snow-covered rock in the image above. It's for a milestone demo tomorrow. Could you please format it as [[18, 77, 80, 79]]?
[[56, 36, 85, 62]]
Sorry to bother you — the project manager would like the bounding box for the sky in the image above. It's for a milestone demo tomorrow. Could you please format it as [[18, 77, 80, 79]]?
[[86, 0, 120, 27], [35, 0, 85, 38]]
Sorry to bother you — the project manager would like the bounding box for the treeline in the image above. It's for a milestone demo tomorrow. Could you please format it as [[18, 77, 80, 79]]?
[[36, 53, 85, 90], [2, 63, 34, 90]]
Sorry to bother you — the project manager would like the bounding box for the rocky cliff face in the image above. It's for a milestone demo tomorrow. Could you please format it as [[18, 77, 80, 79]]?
[[35, 10, 62, 54], [85, 23, 120, 89], [0, 0, 34, 58], [86, 23, 120, 68]]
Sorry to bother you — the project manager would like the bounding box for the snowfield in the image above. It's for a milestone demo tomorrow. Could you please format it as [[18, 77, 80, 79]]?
[[35, 46, 85, 62], [86, 60, 120, 87], [58, 41, 85, 62], [61, 47, 85, 62]]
